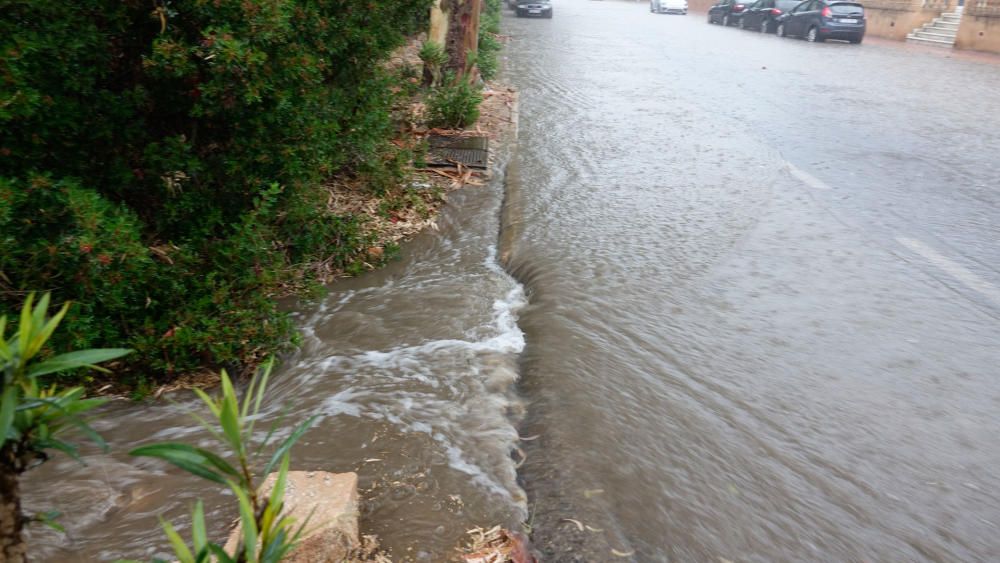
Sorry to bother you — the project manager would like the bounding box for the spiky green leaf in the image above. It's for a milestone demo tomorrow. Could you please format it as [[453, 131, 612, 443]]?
[[264, 415, 318, 476], [130, 443, 238, 485], [191, 500, 207, 554], [230, 482, 259, 562], [0, 387, 17, 445], [28, 348, 133, 377], [161, 518, 195, 563]]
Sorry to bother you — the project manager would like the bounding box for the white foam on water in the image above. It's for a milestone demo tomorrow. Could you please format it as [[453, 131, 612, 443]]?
[[269, 270, 529, 504]]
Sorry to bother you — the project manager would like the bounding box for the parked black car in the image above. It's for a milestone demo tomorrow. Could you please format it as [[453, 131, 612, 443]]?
[[707, 0, 751, 26], [516, 0, 553, 18], [739, 0, 805, 32], [776, 0, 865, 42]]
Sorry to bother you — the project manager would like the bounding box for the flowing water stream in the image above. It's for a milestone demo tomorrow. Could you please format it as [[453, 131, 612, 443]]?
[[24, 142, 529, 561]]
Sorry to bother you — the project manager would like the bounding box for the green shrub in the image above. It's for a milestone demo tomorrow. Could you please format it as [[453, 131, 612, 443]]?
[[428, 78, 484, 129], [0, 0, 432, 385], [419, 41, 448, 87], [479, 0, 503, 80]]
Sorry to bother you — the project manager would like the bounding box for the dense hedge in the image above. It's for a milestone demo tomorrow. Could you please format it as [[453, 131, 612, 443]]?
[[0, 0, 431, 384]]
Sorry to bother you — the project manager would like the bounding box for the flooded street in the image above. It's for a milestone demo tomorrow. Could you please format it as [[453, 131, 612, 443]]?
[[504, 2, 1000, 561], [22, 1, 1000, 561]]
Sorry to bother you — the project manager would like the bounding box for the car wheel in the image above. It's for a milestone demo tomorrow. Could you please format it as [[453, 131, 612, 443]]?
[[850, 35, 863, 44], [738, 16, 745, 29], [806, 26, 823, 42], [776, 22, 785, 36], [722, 13, 730, 26], [516, 8, 523, 17], [760, 19, 769, 33], [708, 11, 714, 23]]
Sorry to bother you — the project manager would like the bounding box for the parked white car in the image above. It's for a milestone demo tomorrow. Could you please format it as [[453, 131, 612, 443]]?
[[651, 0, 688, 14]]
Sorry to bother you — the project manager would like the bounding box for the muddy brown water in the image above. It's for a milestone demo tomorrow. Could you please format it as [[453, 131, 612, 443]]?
[[23, 1, 1000, 561]]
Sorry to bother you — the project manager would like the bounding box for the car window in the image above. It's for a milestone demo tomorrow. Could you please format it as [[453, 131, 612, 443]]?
[[830, 2, 864, 14]]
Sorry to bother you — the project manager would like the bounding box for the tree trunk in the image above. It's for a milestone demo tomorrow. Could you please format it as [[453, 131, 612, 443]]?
[[424, 0, 450, 86], [0, 445, 27, 563], [444, 0, 482, 81]]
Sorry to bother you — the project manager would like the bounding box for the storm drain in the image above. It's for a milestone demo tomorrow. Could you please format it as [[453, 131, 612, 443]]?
[[426, 135, 489, 169]]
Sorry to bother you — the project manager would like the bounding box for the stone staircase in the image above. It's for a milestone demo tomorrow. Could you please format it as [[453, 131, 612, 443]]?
[[907, 7, 963, 47]]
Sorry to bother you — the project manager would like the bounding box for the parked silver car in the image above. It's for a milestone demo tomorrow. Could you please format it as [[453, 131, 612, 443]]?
[[651, 0, 689, 14], [516, 0, 553, 18]]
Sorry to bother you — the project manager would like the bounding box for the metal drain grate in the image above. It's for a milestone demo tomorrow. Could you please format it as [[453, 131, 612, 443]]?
[[426, 135, 489, 169]]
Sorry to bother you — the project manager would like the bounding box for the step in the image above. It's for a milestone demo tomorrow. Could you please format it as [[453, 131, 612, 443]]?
[[921, 23, 959, 34], [921, 27, 958, 38], [906, 34, 956, 46], [939, 14, 963, 22], [924, 24, 959, 33], [929, 19, 960, 28], [913, 30, 957, 41]]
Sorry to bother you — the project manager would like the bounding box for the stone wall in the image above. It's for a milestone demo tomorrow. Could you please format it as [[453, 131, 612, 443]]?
[[956, 1, 1000, 52], [688, 0, 717, 13], [863, 0, 956, 40]]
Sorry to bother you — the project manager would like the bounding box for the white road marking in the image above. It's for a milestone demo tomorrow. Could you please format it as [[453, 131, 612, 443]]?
[[787, 163, 832, 190], [896, 236, 1000, 307]]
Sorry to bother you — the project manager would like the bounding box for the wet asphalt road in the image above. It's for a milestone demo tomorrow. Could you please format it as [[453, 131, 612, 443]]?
[[503, 1, 1000, 561]]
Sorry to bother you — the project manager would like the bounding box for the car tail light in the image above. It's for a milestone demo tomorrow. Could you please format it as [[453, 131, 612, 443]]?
[[821, 6, 832, 17], [771, 8, 782, 14], [734, 3, 745, 10]]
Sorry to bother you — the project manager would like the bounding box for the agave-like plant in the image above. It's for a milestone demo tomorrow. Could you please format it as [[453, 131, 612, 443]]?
[[131, 361, 317, 563], [0, 293, 132, 562]]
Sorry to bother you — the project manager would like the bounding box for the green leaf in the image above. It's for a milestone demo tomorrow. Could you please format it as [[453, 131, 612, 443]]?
[[0, 387, 17, 445], [18, 293, 34, 361], [35, 510, 65, 533], [259, 455, 289, 547], [254, 404, 291, 459], [218, 371, 242, 453], [260, 526, 290, 563], [192, 388, 221, 421], [161, 518, 195, 563], [28, 348, 133, 377], [37, 438, 81, 462], [130, 443, 237, 485], [205, 543, 236, 563], [0, 316, 9, 359], [264, 415, 317, 476], [27, 301, 68, 358], [269, 454, 290, 515], [69, 415, 108, 453], [248, 358, 274, 429], [30, 293, 50, 334], [191, 500, 207, 554], [230, 482, 259, 562]]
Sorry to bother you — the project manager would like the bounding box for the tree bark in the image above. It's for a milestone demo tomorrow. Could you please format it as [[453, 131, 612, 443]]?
[[444, 0, 482, 81], [0, 445, 27, 563], [424, 0, 450, 86]]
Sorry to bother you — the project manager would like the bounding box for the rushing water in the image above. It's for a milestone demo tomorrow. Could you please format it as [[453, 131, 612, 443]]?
[[503, 2, 1000, 561], [24, 141, 528, 560], [25, 1, 1000, 561]]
